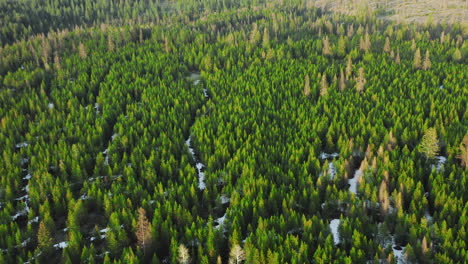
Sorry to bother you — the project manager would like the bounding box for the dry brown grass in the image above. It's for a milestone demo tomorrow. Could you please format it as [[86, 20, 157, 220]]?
[[311, 0, 468, 25]]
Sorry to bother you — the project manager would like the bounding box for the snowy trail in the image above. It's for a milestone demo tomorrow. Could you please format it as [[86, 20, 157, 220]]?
[[185, 72, 209, 191]]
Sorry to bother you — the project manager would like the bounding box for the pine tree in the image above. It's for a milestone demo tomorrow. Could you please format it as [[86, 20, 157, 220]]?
[[320, 74, 328, 96], [303, 74, 311, 96], [456, 134, 468, 168], [178, 244, 190, 264], [108, 34, 115, 52], [322, 36, 332, 56], [78, 42, 87, 59], [452, 48, 462, 61], [355, 67, 366, 93], [229, 244, 245, 264], [419, 128, 439, 159], [413, 48, 421, 69], [383, 37, 390, 53], [423, 50, 431, 70], [395, 48, 401, 64], [136, 208, 152, 254], [337, 36, 346, 57], [54, 52, 61, 70], [339, 69, 346, 91], [37, 221, 53, 251], [262, 27, 270, 48], [346, 56, 353, 79], [379, 180, 390, 215]]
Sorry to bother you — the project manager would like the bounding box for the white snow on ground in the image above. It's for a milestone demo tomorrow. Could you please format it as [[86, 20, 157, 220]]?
[[186, 136, 207, 190], [392, 237, 407, 264], [53, 241, 69, 249], [100, 228, 109, 234], [20, 238, 31, 247], [194, 79, 201, 85], [425, 211, 433, 223], [185, 137, 196, 157], [23, 173, 32, 180], [348, 169, 362, 194], [328, 162, 337, 179], [15, 194, 29, 201], [220, 195, 230, 204], [28, 216, 39, 224], [111, 133, 119, 140], [20, 158, 29, 165], [329, 219, 341, 245], [79, 194, 89, 200], [48, 103, 54, 109], [320, 152, 339, 160], [16, 142, 29, 148], [203, 88, 209, 97], [215, 214, 226, 229], [432, 156, 446, 171], [196, 163, 206, 190], [439, 85, 444, 89], [103, 149, 109, 165]]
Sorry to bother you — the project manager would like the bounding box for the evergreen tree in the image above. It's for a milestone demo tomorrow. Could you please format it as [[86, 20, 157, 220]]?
[[304, 74, 311, 97], [423, 50, 431, 70], [419, 127, 439, 159], [178, 244, 190, 264], [320, 73, 328, 96], [136, 208, 152, 255], [37, 221, 53, 251], [456, 134, 468, 168], [229, 244, 245, 264], [322, 36, 332, 56], [413, 48, 422, 69], [355, 67, 366, 93]]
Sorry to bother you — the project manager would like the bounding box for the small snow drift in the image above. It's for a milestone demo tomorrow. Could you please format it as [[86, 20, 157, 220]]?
[[320, 152, 339, 160], [392, 238, 407, 264], [186, 136, 207, 190], [214, 213, 226, 229], [348, 169, 362, 194], [329, 219, 341, 245], [220, 195, 230, 204], [431, 156, 446, 171], [53, 241, 69, 249], [196, 163, 206, 190], [16, 142, 29, 148], [328, 162, 337, 179]]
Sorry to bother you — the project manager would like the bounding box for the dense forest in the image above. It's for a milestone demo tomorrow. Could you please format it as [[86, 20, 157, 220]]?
[[0, 0, 467, 263]]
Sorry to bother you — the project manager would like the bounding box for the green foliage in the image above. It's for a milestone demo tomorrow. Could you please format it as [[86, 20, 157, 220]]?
[[0, 1, 466, 263]]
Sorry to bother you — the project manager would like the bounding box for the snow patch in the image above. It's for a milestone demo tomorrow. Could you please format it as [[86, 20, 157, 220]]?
[[28, 216, 39, 224], [215, 213, 226, 229], [16, 142, 29, 148], [320, 152, 339, 160], [203, 88, 209, 97], [23, 173, 32, 180], [196, 163, 206, 190], [348, 169, 363, 194], [328, 162, 337, 179], [431, 156, 446, 171], [53, 241, 69, 249], [220, 195, 230, 204], [186, 136, 207, 190], [392, 237, 406, 264], [48, 103, 54, 109], [329, 219, 341, 245]]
